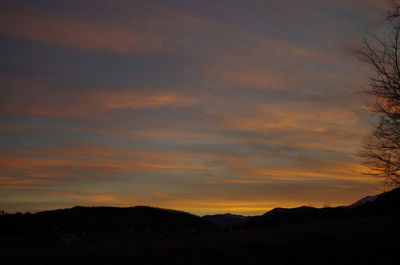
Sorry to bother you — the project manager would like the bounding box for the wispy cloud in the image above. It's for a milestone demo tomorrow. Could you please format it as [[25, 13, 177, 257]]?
[[0, 1, 223, 53], [0, 0, 385, 214], [0, 77, 199, 118]]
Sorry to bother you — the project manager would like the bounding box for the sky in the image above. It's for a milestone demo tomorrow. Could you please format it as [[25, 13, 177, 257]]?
[[0, 0, 391, 216]]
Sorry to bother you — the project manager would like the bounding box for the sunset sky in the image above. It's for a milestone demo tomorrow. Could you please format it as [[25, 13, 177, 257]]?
[[0, 0, 390, 215]]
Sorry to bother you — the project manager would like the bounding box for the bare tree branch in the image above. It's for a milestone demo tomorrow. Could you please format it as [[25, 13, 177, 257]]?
[[358, 0, 400, 186]]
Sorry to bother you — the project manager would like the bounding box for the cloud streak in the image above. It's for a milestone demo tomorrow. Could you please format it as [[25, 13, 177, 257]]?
[[0, 0, 385, 214], [0, 1, 223, 53]]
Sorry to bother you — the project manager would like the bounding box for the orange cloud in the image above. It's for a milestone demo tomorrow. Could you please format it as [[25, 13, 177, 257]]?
[[201, 36, 353, 92], [0, 2, 223, 53], [92, 91, 198, 110], [50, 191, 138, 206], [0, 11, 162, 53], [210, 162, 370, 183], [0, 77, 199, 118], [0, 143, 214, 191], [0, 123, 37, 132]]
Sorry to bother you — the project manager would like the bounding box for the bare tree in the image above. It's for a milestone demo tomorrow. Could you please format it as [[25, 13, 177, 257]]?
[[357, 1, 400, 185]]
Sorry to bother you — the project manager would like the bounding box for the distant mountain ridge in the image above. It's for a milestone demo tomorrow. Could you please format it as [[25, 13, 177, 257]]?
[[346, 195, 378, 208], [199, 188, 400, 229], [0, 205, 216, 245], [1, 187, 400, 245], [1, 188, 400, 264], [262, 206, 318, 216], [203, 213, 248, 228], [244, 188, 400, 229]]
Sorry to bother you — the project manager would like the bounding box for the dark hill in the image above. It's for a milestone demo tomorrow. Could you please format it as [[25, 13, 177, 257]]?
[[245, 206, 319, 228], [1, 189, 400, 264], [202, 213, 248, 228], [0, 206, 216, 244], [355, 186, 400, 212], [263, 206, 318, 216], [245, 187, 400, 229], [2, 188, 400, 247]]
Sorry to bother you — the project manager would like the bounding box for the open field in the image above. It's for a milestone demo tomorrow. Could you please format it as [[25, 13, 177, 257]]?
[[3, 214, 399, 265]]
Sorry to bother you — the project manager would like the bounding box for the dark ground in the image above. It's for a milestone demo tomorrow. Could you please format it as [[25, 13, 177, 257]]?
[[2, 188, 400, 265], [2, 214, 399, 265]]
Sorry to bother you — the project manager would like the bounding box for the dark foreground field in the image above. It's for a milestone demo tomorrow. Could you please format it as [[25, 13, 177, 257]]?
[[2, 214, 399, 265], [3, 188, 400, 265]]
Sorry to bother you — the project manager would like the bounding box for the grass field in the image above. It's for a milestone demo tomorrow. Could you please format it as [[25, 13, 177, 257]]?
[[3, 214, 399, 265]]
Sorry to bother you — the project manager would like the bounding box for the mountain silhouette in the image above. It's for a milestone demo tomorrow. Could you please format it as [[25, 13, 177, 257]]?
[[1, 188, 400, 265], [0, 206, 216, 245], [202, 213, 248, 228], [346, 195, 377, 208], [244, 187, 400, 229], [1, 188, 400, 246]]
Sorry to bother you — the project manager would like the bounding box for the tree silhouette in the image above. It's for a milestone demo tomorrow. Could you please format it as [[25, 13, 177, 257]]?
[[357, 1, 400, 185]]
